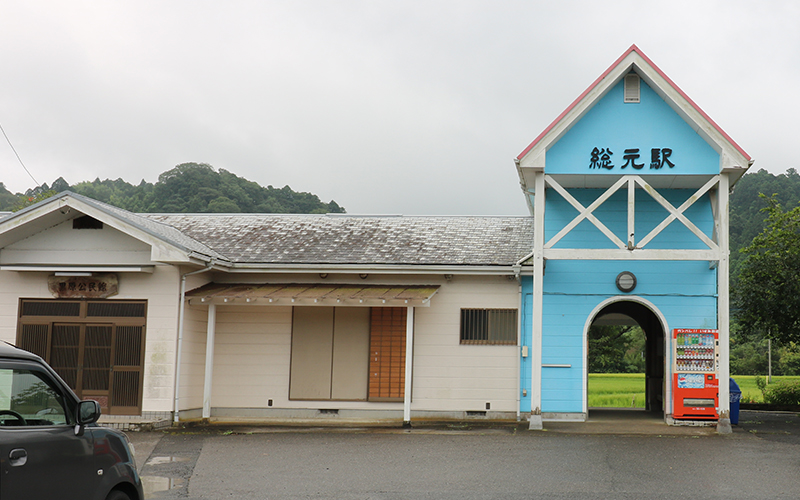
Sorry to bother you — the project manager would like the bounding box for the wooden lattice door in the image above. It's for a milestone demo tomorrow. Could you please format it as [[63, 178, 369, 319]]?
[[17, 300, 146, 415]]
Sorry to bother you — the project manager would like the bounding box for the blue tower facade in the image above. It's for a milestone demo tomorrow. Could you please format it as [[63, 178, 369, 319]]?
[[516, 46, 751, 428]]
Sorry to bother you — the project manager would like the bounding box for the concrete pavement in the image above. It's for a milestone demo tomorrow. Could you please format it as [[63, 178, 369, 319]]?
[[126, 409, 800, 499]]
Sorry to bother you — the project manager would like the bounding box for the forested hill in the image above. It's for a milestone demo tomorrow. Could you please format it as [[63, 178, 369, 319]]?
[[0, 163, 345, 214]]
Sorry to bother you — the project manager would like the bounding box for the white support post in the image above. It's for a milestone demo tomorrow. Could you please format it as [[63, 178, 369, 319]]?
[[529, 170, 545, 430], [627, 177, 635, 249], [202, 303, 217, 420], [717, 173, 732, 433], [403, 306, 415, 426]]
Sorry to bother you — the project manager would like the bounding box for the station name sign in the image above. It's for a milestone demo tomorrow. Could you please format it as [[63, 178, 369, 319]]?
[[589, 147, 675, 170], [48, 273, 119, 299]]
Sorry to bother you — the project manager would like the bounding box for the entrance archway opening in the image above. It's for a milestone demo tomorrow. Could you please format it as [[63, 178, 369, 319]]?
[[588, 300, 666, 417]]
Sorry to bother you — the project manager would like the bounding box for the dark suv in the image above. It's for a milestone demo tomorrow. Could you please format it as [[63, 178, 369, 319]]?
[[0, 342, 143, 500]]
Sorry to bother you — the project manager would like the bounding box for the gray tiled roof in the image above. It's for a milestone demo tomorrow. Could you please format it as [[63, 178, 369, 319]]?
[[144, 214, 534, 266]]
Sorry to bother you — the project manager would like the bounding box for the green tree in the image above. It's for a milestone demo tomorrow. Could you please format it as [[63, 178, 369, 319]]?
[[733, 195, 800, 344], [0, 183, 17, 210], [588, 325, 646, 373], [730, 168, 800, 275], [10, 189, 58, 211]]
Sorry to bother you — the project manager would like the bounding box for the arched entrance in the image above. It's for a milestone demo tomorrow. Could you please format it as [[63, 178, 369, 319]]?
[[585, 297, 668, 415]]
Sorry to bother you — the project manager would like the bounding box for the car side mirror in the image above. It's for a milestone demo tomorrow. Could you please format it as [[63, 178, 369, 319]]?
[[75, 400, 101, 436]]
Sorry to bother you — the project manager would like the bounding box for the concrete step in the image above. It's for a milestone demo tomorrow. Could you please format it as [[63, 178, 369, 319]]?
[[98, 415, 173, 432]]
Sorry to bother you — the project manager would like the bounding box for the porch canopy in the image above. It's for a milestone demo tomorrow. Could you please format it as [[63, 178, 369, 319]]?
[[186, 282, 440, 307]]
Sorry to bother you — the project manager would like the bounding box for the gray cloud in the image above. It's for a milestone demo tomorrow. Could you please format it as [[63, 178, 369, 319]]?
[[1, 1, 797, 214]]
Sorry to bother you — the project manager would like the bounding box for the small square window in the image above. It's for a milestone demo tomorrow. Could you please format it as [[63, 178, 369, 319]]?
[[460, 309, 517, 345]]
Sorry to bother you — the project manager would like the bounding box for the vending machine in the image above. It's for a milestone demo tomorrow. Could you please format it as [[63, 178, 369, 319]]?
[[672, 328, 719, 419]]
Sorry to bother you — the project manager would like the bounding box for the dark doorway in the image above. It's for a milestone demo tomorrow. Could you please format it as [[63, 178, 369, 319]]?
[[589, 300, 665, 414]]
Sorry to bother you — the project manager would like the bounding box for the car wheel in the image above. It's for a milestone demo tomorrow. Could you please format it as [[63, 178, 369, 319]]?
[[105, 490, 132, 500]]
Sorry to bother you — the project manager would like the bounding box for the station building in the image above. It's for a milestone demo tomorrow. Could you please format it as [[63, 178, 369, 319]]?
[[0, 45, 750, 429]]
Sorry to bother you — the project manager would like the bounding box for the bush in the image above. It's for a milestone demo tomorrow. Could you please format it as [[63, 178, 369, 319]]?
[[740, 394, 759, 403], [762, 380, 800, 405], [779, 345, 800, 375]]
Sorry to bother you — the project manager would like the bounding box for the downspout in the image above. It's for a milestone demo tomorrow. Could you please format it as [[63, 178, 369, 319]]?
[[513, 251, 534, 422], [173, 263, 214, 423]]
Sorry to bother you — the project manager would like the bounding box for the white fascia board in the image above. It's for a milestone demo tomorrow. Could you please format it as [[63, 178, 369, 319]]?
[[517, 150, 545, 189], [543, 248, 718, 261], [222, 263, 530, 275], [0, 200, 72, 247], [0, 265, 156, 273]]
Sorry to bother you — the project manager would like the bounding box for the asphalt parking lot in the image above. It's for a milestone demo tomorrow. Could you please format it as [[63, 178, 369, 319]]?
[[128, 410, 800, 499]]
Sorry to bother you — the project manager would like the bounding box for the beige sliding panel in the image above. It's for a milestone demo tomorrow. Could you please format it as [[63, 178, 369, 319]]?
[[331, 308, 370, 400], [289, 307, 334, 400]]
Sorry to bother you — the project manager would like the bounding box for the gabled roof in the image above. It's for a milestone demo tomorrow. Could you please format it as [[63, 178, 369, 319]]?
[[0, 191, 224, 264], [516, 45, 752, 174]]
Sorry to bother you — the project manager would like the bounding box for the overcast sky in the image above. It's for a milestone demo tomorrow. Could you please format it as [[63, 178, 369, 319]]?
[[1, 1, 797, 215]]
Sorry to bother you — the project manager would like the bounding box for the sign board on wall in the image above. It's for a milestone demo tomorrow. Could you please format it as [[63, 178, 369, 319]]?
[[48, 273, 119, 299]]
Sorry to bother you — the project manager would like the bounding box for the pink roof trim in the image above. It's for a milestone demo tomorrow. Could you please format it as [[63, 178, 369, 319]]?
[[516, 44, 751, 162]]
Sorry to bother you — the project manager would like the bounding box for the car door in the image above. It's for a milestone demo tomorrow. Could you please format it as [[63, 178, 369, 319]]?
[[0, 361, 100, 500]]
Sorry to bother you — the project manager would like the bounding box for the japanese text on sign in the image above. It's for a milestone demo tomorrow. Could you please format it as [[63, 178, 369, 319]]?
[[589, 147, 674, 170], [48, 274, 119, 299]]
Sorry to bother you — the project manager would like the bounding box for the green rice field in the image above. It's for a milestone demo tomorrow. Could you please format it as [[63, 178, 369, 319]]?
[[588, 373, 646, 408], [588, 373, 800, 406]]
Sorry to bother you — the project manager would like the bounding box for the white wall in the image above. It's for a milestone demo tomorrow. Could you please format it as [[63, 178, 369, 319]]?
[[414, 275, 520, 412], [117, 265, 182, 413], [0, 219, 152, 265], [189, 273, 521, 414], [0, 265, 185, 414], [1, 266, 521, 417]]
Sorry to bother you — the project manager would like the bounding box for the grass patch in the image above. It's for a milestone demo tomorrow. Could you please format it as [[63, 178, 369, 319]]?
[[588, 374, 800, 405], [588, 373, 645, 408]]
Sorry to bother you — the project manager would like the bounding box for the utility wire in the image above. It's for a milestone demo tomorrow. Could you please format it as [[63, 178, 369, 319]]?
[[0, 121, 39, 186]]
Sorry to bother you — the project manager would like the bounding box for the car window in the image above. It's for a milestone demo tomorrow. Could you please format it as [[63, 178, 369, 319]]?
[[0, 368, 70, 426]]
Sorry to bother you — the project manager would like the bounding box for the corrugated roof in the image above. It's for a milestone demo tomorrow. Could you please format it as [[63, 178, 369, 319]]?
[[186, 282, 440, 304], [144, 214, 534, 267]]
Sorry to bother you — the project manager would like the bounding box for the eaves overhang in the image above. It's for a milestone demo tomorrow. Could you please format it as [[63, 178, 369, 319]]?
[[219, 263, 534, 275], [186, 282, 442, 307]]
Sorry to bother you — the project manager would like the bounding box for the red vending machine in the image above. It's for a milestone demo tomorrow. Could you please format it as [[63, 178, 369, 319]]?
[[672, 328, 719, 419]]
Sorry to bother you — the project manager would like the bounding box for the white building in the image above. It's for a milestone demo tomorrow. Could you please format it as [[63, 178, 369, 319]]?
[[0, 194, 533, 424]]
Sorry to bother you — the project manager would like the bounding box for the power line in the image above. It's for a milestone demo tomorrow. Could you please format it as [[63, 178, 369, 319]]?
[[0, 122, 39, 186]]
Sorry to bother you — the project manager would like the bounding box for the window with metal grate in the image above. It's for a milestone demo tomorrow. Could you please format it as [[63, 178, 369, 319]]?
[[460, 308, 517, 345]]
